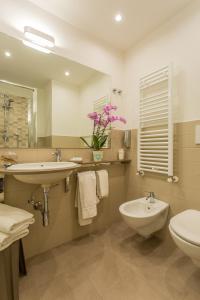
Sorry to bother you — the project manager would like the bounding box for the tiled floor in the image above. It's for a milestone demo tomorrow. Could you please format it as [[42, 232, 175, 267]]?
[[20, 222, 200, 300]]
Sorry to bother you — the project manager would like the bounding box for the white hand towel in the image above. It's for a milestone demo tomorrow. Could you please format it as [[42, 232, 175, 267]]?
[[96, 170, 109, 199], [75, 171, 98, 226], [0, 229, 29, 251], [0, 203, 34, 234]]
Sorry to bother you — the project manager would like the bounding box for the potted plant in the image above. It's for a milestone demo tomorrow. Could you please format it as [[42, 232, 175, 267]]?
[[81, 104, 126, 162]]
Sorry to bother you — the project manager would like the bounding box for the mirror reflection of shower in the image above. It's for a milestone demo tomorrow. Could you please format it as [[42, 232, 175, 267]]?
[[1, 95, 14, 145], [0, 81, 35, 148]]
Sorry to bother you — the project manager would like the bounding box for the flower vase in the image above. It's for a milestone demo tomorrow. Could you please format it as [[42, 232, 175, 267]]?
[[93, 150, 103, 162]]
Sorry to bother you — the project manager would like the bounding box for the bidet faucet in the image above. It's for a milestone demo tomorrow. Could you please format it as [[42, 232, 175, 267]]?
[[52, 149, 62, 162], [146, 192, 155, 203]]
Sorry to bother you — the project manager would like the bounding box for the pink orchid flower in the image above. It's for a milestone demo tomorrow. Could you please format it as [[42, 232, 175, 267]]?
[[82, 104, 126, 150], [88, 112, 98, 120], [103, 104, 117, 115], [107, 115, 126, 124]]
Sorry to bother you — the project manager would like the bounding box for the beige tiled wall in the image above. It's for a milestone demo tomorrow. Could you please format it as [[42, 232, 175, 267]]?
[[1, 129, 127, 258], [125, 120, 200, 240]]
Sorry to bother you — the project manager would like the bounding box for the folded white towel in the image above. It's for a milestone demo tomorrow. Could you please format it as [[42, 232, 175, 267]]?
[[75, 171, 98, 226], [0, 229, 29, 251], [0, 203, 34, 234], [96, 170, 109, 199]]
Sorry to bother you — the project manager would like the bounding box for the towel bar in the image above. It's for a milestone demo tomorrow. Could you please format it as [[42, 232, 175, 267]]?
[[64, 160, 130, 192]]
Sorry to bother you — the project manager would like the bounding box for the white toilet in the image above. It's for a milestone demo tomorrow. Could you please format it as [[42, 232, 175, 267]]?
[[119, 197, 169, 238], [169, 209, 200, 267]]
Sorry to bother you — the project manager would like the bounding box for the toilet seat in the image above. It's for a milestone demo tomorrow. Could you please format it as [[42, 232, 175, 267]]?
[[170, 209, 200, 247]]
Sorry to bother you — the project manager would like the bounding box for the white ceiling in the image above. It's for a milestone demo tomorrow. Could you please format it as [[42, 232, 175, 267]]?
[[29, 0, 192, 50], [0, 32, 100, 88]]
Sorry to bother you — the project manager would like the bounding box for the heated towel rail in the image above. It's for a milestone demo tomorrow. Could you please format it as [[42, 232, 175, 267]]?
[[137, 65, 178, 182]]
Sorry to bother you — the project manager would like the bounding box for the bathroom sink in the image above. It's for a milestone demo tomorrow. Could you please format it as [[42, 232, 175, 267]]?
[[7, 162, 80, 185]]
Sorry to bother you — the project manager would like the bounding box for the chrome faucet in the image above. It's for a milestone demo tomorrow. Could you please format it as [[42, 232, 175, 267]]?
[[52, 149, 62, 162], [146, 192, 155, 203]]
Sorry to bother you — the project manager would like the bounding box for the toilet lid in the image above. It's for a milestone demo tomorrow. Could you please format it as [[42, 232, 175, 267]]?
[[170, 210, 200, 246]]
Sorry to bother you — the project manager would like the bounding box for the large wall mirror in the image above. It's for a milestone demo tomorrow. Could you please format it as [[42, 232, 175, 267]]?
[[0, 32, 112, 148]]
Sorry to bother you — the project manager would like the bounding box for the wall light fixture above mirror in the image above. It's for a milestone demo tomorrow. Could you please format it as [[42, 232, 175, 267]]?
[[23, 26, 55, 54]]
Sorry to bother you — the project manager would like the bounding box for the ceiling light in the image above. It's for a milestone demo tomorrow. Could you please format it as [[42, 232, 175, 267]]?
[[22, 40, 51, 54], [24, 26, 55, 48], [115, 14, 123, 22], [4, 51, 11, 57], [65, 71, 70, 76]]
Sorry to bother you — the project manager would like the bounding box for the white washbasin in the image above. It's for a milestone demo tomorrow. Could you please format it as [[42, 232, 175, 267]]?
[[7, 162, 80, 185]]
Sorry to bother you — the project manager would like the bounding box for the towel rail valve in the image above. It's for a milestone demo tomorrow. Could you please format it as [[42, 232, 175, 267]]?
[[136, 170, 145, 176], [167, 176, 179, 183]]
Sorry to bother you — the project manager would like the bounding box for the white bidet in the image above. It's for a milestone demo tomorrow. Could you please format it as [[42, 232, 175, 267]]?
[[119, 198, 169, 238]]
